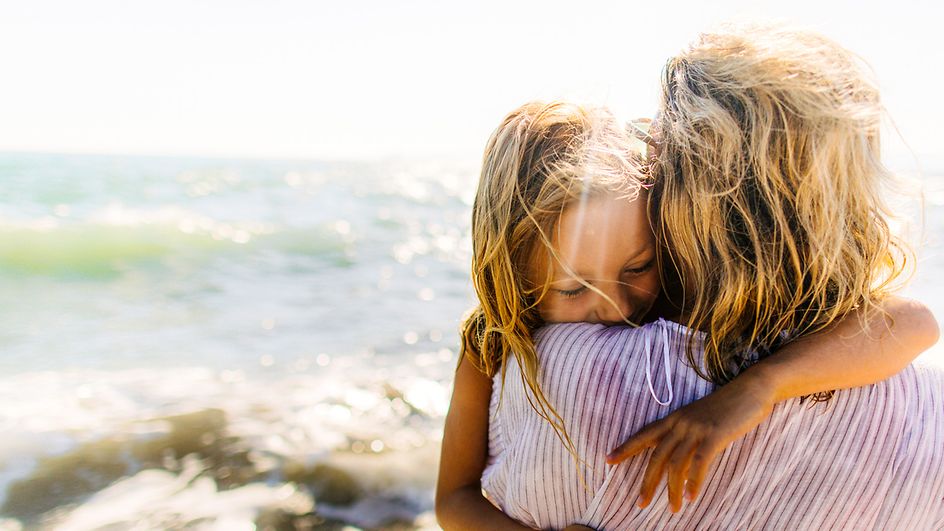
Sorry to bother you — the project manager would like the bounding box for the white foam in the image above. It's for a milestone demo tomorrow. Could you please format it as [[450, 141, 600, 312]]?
[[0, 359, 453, 521], [49, 457, 313, 531]]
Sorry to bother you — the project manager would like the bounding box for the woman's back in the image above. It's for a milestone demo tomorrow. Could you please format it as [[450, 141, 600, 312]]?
[[483, 321, 944, 530]]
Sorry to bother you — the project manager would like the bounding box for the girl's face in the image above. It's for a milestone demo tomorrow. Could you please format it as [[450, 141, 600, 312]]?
[[532, 192, 660, 325]]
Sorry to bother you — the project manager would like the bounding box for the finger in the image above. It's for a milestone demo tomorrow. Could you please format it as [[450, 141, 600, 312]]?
[[627, 120, 656, 149], [667, 439, 698, 513], [685, 437, 721, 503], [637, 431, 685, 509], [607, 420, 670, 464]]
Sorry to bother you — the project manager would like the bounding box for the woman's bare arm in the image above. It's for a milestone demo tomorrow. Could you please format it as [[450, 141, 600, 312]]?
[[607, 296, 940, 512], [746, 296, 939, 400], [435, 357, 534, 530]]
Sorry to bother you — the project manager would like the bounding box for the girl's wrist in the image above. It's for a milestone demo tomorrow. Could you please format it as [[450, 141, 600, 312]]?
[[733, 363, 783, 408]]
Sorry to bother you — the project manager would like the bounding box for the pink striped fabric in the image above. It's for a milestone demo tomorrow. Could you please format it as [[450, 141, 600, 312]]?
[[482, 320, 944, 530]]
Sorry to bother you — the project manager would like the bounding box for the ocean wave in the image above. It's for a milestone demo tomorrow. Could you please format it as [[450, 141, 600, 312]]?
[[0, 363, 451, 529], [0, 206, 355, 278]]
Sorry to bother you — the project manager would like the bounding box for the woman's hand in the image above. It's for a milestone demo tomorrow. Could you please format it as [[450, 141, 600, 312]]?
[[606, 370, 776, 512]]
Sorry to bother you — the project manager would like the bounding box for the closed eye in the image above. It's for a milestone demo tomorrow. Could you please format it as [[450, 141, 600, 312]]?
[[624, 260, 654, 275], [556, 286, 587, 299]]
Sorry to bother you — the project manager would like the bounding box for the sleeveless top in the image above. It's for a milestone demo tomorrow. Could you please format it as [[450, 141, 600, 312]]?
[[482, 320, 944, 530]]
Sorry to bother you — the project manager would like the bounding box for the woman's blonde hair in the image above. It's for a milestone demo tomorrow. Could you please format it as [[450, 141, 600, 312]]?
[[461, 100, 648, 447], [652, 24, 912, 392]]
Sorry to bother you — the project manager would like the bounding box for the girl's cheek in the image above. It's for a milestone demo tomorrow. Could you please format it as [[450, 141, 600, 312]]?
[[540, 297, 588, 323]]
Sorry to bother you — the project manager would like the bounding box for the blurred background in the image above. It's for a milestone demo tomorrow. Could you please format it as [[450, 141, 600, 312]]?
[[1, 1, 942, 529]]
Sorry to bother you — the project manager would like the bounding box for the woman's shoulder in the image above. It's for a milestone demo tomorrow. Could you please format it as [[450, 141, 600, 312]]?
[[534, 319, 702, 354], [532, 320, 704, 380]]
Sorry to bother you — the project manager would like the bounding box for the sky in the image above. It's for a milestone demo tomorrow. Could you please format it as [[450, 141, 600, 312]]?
[[1, 0, 942, 168]]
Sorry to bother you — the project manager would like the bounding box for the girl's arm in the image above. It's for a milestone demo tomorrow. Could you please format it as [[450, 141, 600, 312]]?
[[607, 296, 940, 512], [435, 357, 534, 530]]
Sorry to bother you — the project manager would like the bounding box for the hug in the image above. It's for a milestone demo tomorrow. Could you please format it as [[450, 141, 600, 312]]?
[[437, 24, 943, 530]]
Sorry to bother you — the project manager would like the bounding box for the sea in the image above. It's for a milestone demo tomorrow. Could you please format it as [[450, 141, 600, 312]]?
[[0, 152, 942, 530]]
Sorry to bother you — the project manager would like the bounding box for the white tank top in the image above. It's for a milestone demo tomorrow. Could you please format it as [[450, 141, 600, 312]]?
[[482, 320, 944, 530]]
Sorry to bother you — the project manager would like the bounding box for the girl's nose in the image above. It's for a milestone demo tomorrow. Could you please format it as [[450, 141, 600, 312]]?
[[596, 287, 634, 325]]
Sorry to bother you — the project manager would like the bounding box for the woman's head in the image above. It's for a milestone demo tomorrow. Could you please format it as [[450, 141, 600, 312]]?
[[652, 24, 911, 384]]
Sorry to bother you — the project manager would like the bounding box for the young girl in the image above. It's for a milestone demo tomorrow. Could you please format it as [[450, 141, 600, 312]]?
[[436, 27, 940, 530]]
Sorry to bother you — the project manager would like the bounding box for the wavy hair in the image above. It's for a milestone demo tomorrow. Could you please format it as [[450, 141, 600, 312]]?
[[651, 24, 912, 395], [461, 101, 648, 450]]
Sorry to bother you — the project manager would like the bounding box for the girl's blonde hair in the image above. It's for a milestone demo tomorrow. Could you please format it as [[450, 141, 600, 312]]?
[[652, 24, 912, 392], [461, 101, 648, 446]]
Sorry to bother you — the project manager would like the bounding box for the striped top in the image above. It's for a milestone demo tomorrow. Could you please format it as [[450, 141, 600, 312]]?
[[482, 320, 944, 530]]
